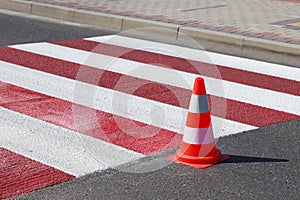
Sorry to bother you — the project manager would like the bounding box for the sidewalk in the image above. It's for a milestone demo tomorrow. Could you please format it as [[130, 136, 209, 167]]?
[[1, 0, 300, 65]]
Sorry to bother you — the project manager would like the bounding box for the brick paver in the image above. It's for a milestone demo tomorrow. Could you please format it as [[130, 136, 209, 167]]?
[[22, 0, 300, 44]]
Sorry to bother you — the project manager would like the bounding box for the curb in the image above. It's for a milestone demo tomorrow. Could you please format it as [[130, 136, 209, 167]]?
[[1, 0, 300, 67]]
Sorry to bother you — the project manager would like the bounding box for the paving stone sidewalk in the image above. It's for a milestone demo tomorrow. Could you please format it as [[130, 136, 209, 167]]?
[[21, 0, 300, 45]]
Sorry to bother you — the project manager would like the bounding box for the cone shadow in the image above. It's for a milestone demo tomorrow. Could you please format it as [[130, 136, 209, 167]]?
[[223, 155, 289, 163]]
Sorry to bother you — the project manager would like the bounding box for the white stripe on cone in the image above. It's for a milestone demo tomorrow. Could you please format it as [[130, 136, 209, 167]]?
[[183, 126, 215, 144]]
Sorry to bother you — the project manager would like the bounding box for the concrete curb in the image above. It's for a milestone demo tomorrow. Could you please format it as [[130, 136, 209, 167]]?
[[1, 0, 300, 67]]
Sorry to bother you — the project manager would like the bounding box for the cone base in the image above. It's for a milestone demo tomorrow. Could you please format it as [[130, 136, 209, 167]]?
[[167, 150, 229, 169]]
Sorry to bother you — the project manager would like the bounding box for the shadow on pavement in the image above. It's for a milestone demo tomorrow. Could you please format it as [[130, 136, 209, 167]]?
[[224, 155, 289, 163]]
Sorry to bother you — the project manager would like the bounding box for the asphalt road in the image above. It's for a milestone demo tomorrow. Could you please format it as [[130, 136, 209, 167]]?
[[1, 10, 300, 200], [0, 10, 117, 46], [19, 119, 300, 200]]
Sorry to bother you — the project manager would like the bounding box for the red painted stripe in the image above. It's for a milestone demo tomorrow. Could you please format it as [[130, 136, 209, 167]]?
[[0, 82, 182, 155], [0, 48, 299, 127], [0, 147, 74, 199], [52, 39, 300, 96], [208, 95, 300, 127]]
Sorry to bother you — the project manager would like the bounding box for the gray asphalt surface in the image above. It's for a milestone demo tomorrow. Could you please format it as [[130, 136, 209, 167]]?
[[1, 10, 299, 200], [17, 118, 300, 200], [0, 10, 117, 46]]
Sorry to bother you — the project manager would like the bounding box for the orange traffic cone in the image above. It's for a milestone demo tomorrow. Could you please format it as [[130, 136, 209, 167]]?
[[168, 77, 229, 169]]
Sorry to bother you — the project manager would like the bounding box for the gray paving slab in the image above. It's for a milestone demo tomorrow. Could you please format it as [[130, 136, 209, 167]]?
[[18, 118, 300, 200], [13, 0, 300, 45]]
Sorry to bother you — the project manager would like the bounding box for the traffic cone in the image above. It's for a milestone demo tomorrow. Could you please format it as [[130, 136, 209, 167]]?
[[168, 77, 229, 169]]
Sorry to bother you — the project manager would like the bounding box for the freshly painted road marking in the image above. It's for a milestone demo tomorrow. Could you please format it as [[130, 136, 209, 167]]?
[[87, 35, 300, 82], [54, 38, 300, 96], [0, 147, 74, 200], [0, 61, 255, 136], [12, 41, 300, 97], [2, 49, 296, 132], [7, 44, 300, 116], [1, 35, 300, 198], [0, 106, 144, 177], [0, 81, 181, 155]]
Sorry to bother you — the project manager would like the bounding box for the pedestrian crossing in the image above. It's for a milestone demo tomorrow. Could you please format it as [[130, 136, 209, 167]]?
[[1, 35, 300, 198]]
